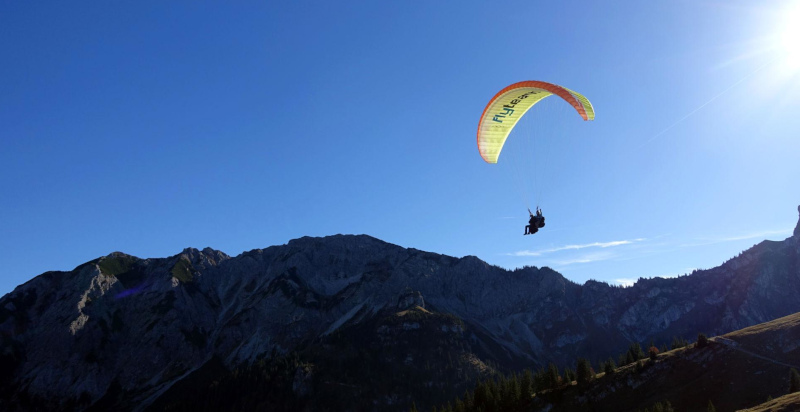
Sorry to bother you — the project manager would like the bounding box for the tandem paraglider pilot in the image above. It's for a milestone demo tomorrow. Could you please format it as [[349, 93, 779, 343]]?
[[477, 81, 594, 236], [524, 207, 545, 235]]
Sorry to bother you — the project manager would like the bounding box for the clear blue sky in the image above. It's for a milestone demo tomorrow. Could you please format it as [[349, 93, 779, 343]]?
[[2, 1, 799, 296]]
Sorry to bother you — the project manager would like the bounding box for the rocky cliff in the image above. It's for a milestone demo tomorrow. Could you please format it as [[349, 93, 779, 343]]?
[[1, 207, 799, 411]]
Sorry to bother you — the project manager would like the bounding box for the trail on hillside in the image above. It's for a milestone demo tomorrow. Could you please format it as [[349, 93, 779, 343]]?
[[712, 336, 800, 370]]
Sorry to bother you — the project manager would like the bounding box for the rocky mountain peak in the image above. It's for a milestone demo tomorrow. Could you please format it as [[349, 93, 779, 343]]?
[[106, 251, 134, 259], [175, 246, 230, 268]]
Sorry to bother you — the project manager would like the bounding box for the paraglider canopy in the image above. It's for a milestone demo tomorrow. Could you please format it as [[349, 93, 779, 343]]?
[[477, 80, 595, 164]]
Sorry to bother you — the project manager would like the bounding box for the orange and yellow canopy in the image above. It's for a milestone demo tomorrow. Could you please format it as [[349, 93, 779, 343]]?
[[477, 81, 595, 164]]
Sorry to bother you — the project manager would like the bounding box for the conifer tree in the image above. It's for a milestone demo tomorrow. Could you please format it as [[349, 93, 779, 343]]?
[[576, 358, 593, 385], [453, 397, 465, 412], [697, 333, 709, 348], [506, 374, 520, 410], [548, 363, 561, 389], [462, 389, 473, 410], [534, 367, 548, 391], [604, 357, 616, 375], [619, 353, 629, 366], [496, 374, 508, 409], [671, 336, 688, 349], [707, 400, 716, 412], [563, 367, 575, 383], [790, 368, 800, 393], [485, 380, 497, 412], [497, 375, 510, 412], [473, 381, 488, 411], [629, 342, 645, 360], [520, 369, 534, 400], [410, 402, 419, 412]]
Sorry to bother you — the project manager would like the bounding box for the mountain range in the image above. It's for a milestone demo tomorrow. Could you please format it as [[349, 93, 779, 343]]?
[[1, 205, 799, 411]]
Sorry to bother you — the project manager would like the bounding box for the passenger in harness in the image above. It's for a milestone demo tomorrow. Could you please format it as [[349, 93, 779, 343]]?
[[524, 207, 546, 235]]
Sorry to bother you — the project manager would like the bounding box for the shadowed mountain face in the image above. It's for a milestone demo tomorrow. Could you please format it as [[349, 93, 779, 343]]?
[[1, 207, 799, 411]]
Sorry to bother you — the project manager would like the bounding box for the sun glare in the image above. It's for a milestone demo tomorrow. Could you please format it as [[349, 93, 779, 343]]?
[[777, 3, 800, 71]]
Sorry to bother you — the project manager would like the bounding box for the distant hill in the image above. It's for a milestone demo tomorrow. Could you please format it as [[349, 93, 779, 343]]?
[[0, 206, 798, 411], [522, 311, 800, 411]]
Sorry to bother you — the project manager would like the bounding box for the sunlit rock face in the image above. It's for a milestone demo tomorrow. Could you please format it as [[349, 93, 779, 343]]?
[[1, 208, 799, 411]]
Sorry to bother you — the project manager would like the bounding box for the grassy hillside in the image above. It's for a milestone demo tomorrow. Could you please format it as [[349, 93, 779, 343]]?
[[536, 312, 800, 412], [437, 312, 800, 412], [723, 311, 800, 368], [737, 392, 800, 412]]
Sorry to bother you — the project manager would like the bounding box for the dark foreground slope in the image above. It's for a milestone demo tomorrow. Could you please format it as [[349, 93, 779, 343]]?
[[739, 392, 800, 412], [530, 312, 800, 412], [148, 303, 494, 412], [1, 207, 799, 411]]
